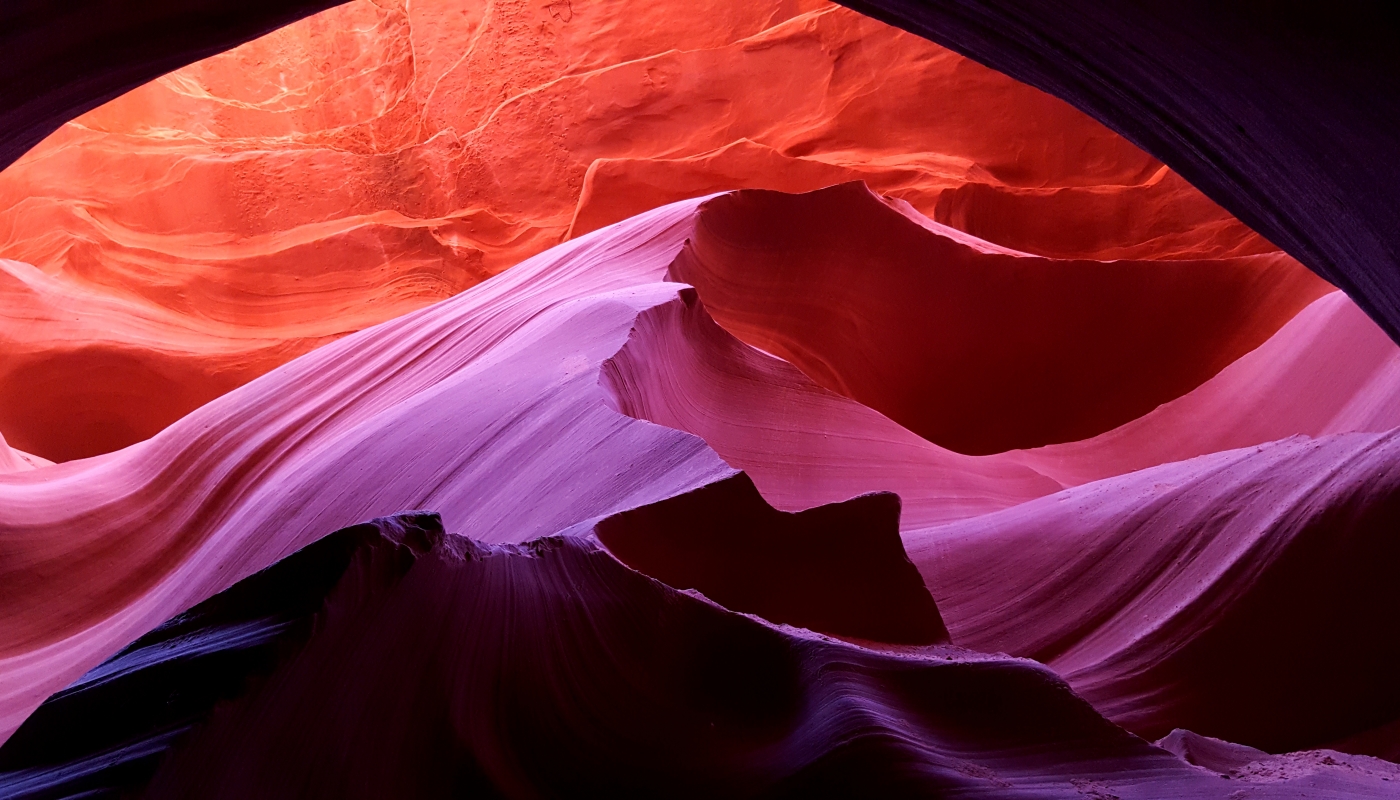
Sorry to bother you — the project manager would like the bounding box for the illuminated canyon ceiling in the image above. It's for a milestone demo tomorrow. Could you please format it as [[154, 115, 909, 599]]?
[[1, 0, 1399, 797]]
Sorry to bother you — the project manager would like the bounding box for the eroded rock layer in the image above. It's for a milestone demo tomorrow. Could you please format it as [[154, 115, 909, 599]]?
[[839, 0, 1400, 342], [3, 185, 1398, 775], [2, 0, 1399, 793], [7, 513, 1399, 799], [0, 0, 1277, 460]]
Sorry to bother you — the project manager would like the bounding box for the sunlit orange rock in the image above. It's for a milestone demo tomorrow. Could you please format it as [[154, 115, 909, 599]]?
[[2, 187, 1397, 786], [0, 0, 1275, 460], [5, 0, 1400, 792]]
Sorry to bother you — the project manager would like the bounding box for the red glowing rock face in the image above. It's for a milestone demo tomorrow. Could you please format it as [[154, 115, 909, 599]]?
[[669, 183, 1328, 454], [2, 1, 1400, 797], [0, 0, 1275, 462]]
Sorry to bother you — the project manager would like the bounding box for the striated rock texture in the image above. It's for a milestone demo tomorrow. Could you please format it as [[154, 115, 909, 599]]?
[[5, 0, 1396, 353], [667, 183, 1326, 454], [838, 0, 1400, 343], [0, 196, 733, 740], [0, 0, 345, 173], [910, 429, 1400, 755], [0, 0, 1277, 461], [3, 184, 1400, 781], [2, 0, 1400, 793], [6, 513, 1400, 799]]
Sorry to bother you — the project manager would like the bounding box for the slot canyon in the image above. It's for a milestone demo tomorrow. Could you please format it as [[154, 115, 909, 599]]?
[[1, 0, 1398, 797]]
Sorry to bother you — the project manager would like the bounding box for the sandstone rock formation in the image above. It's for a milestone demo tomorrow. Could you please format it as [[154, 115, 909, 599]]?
[[2, 1, 1398, 797]]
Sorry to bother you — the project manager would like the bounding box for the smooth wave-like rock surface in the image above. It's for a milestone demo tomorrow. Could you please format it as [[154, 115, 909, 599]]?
[[8, 512, 1400, 799], [5, 184, 1397, 768], [670, 182, 1327, 454], [598, 195, 1400, 598], [616, 183, 1397, 492], [600, 284, 1060, 529], [0, 0, 1274, 460], [4, 0, 1400, 792], [0, 183, 1091, 743], [10, 0, 1393, 357], [0, 197, 733, 741], [1010, 289, 1400, 487], [2, 176, 1400, 795], [911, 430, 1400, 756], [839, 0, 1400, 343], [0, 431, 49, 475]]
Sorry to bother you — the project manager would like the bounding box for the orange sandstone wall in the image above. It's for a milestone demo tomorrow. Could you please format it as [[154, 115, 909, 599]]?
[[0, 0, 1288, 461]]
